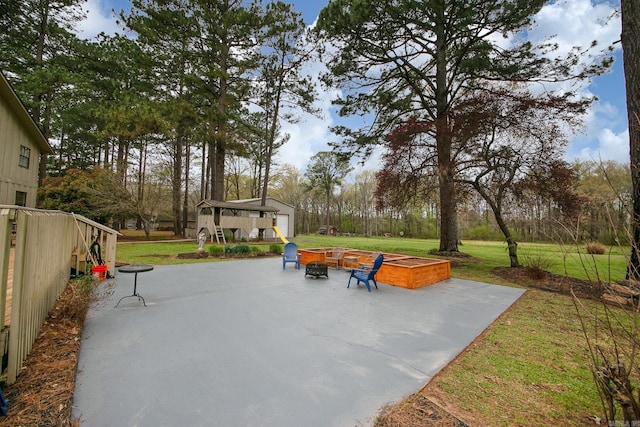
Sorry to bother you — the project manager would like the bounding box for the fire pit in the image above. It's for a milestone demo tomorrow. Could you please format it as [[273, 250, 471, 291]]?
[[305, 262, 328, 279]]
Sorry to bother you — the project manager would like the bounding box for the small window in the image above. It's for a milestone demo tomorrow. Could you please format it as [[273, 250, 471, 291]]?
[[15, 191, 27, 207], [18, 145, 30, 168]]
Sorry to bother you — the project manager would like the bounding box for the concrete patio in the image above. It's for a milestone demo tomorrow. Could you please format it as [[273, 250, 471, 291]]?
[[73, 257, 524, 426]]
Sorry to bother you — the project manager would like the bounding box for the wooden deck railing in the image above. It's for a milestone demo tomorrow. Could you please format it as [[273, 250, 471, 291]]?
[[0, 206, 119, 384]]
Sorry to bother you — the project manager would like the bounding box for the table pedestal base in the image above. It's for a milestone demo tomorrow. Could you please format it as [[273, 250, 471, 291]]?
[[116, 293, 146, 307], [116, 265, 153, 307]]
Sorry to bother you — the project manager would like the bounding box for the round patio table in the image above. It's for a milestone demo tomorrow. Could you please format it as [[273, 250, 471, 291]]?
[[116, 264, 153, 307]]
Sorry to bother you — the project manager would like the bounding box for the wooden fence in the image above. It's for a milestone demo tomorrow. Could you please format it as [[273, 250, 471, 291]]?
[[0, 206, 118, 384]]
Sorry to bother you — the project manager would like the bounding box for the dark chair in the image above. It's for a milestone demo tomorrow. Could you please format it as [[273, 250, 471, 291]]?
[[282, 242, 301, 270], [348, 254, 384, 292]]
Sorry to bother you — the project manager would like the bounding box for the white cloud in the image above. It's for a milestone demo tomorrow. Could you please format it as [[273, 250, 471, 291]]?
[[573, 128, 629, 163], [532, 0, 620, 56], [76, 0, 122, 40], [530, 0, 627, 163]]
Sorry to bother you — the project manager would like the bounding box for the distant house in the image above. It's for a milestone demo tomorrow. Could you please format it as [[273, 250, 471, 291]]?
[[317, 225, 337, 236], [0, 71, 53, 207]]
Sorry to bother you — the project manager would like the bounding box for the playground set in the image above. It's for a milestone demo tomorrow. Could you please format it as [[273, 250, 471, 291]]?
[[196, 199, 289, 244]]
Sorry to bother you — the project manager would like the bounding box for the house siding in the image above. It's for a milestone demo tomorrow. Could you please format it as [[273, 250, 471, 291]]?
[[0, 73, 51, 207]]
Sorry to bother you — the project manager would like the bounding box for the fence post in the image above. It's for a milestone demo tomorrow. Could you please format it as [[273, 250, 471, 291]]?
[[0, 209, 12, 326], [7, 210, 28, 384]]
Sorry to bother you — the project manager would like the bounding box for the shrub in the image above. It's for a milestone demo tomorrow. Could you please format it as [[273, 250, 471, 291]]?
[[225, 244, 252, 255], [208, 245, 224, 255], [464, 224, 509, 241], [270, 243, 282, 254], [236, 244, 251, 254], [521, 251, 555, 280], [585, 241, 606, 255], [251, 245, 261, 253]]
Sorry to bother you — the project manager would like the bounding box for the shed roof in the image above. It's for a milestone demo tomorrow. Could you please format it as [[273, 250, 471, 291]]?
[[233, 197, 295, 210], [196, 199, 279, 212], [0, 71, 53, 154]]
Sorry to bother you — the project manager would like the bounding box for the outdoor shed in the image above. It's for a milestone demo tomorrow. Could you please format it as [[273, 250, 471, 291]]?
[[231, 198, 295, 240], [0, 71, 53, 207], [196, 199, 280, 244]]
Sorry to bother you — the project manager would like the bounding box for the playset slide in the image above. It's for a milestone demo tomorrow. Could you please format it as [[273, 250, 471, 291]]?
[[272, 226, 289, 244]]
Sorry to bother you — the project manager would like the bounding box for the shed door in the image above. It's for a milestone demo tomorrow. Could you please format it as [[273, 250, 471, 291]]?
[[276, 214, 289, 237]]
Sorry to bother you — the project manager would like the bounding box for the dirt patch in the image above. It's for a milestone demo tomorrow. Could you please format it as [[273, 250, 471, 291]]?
[[493, 266, 606, 301], [375, 393, 469, 426]]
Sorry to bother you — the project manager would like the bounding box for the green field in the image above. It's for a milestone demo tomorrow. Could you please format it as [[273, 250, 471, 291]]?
[[116, 234, 629, 283]]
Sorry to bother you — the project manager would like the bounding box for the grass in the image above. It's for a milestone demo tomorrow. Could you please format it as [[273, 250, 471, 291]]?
[[114, 233, 633, 425], [116, 240, 280, 265], [290, 235, 628, 283], [424, 290, 602, 426], [116, 232, 629, 283]]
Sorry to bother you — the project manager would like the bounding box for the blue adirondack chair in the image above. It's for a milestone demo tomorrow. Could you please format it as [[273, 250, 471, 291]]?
[[282, 242, 301, 270], [347, 254, 384, 292]]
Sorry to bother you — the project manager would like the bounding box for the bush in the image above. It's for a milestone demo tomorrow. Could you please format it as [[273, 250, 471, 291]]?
[[465, 224, 503, 241], [236, 244, 251, 254], [208, 245, 224, 255], [251, 245, 261, 253], [225, 244, 252, 255], [270, 243, 282, 254], [585, 241, 606, 255], [521, 251, 555, 280]]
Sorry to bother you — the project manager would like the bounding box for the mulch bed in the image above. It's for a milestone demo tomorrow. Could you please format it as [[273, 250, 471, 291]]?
[[493, 266, 606, 301], [0, 280, 93, 426]]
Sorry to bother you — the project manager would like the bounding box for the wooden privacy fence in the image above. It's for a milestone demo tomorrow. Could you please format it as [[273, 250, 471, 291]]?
[[0, 206, 118, 384]]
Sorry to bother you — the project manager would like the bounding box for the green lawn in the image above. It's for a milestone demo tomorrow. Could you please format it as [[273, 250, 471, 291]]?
[[115, 234, 633, 425], [116, 235, 629, 282], [290, 235, 628, 283]]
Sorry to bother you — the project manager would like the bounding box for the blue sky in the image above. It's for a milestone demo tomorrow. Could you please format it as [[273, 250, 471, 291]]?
[[77, 0, 628, 171]]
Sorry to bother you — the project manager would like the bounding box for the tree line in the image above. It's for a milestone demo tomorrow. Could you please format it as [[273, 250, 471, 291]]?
[[0, 0, 316, 236], [1, 0, 634, 270]]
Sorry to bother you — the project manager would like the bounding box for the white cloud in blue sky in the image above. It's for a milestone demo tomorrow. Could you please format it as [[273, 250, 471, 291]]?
[[79, 0, 629, 172]]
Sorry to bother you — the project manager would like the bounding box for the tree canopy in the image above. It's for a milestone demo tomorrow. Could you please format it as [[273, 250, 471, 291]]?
[[315, 0, 613, 253]]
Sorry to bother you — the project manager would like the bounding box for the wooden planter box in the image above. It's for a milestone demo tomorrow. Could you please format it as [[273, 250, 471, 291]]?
[[298, 249, 451, 289], [298, 248, 330, 265], [377, 257, 451, 289]]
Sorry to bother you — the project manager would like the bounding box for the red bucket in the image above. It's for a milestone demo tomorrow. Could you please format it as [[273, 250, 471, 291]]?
[[91, 265, 107, 281]]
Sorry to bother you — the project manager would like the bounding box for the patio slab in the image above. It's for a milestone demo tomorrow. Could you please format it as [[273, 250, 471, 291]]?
[[73, 257, 524, 426]]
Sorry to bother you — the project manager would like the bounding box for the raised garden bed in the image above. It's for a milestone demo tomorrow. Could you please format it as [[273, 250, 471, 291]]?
[[298, 249, 451, 289]]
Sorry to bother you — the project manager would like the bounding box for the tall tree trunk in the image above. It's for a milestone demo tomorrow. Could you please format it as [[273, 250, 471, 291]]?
[[116, 136, 128, 185], [183, 142, 190, 236], [212, 135, 225, 200], [623, 0, 640, 280], [35, 0, 49, 186], [211, 30, 230, 201], [435, 4, 458, 252], [172, 134, 183, 236], [201, 140, 207, 200]]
